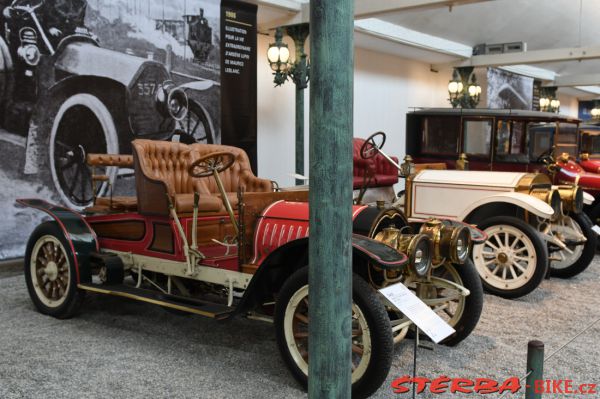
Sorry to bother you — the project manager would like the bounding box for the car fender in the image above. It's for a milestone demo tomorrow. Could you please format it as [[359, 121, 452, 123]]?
[[583, 191, 594, 206], [177, 79, 220, 92], [458, 192, 554, 221], [233, 234, 408, 315], [16, 199, 98, 284]]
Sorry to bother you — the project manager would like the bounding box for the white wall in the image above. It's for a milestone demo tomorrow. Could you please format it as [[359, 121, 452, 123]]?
[[256, 34, 451, 187]]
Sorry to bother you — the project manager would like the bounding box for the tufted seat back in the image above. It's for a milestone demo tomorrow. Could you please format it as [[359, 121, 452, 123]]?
[[132, 139, 272, 216]]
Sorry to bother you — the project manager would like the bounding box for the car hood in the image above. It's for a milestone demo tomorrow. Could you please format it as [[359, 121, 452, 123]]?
[[413, 169, 530, 189]]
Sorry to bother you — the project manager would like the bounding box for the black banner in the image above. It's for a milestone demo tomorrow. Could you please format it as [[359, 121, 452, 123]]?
[[220, 0, 258, 173]]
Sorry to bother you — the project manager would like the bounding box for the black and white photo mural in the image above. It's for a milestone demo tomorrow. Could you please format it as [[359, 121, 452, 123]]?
[[487, 68, 534, 110], [0, 0, 257, 259]]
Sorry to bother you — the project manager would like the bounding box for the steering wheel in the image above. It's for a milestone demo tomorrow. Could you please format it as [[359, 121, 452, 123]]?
[[188, 151, 235, 178], [360, 131, 386, 160], [536, 147, 555, 165], [9, 0, 43, 12]]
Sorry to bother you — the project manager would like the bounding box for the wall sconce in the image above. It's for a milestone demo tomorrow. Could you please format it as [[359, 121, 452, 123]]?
[[539, 87, 560, 113], [448, 67, 481, 109]]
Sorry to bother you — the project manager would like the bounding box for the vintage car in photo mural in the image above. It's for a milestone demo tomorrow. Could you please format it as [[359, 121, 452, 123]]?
[[0, 0, 218, 210], [18, 139, 485, 399], [358, 131, 596, 299]]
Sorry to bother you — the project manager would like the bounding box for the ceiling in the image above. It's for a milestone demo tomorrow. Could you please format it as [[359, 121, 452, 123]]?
[[255, 0, 600, 98]]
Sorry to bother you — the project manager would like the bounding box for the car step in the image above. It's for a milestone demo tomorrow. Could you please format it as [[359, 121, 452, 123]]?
[[77, 283, 234, 320]]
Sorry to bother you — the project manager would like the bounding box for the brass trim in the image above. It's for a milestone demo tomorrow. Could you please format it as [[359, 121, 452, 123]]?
[[77, 284, 224, 318]]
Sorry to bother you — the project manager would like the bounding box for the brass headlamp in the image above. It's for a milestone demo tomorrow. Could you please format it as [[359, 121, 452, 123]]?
[[556, 185, 583, 214], [529, 188, 561, 217], [418, 219, 471, 264], [374, 227, 433, 276]]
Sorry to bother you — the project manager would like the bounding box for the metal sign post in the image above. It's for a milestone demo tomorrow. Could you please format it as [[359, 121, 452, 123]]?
[[308, 0, 354, 398]]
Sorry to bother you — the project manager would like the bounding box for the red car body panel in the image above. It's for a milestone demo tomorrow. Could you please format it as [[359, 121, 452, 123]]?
[[251, 201, 368, 264]]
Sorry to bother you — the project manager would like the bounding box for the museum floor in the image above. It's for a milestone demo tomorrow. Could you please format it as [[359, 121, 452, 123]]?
[[0, 258, 598, 399]]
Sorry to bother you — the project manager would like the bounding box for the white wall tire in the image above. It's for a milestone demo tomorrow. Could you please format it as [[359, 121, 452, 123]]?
[[49, 93, 118, 210], [472, 216, 548, 298]]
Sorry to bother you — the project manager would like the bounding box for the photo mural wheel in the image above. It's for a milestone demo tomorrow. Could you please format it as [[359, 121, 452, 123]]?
[[176, 100, 214, 144], [274, 267, 393, 399], [49, 93, 118, 210], [24, 221, 85, 318], [549, 212, 596, 278], [472, 216, 548, 299]]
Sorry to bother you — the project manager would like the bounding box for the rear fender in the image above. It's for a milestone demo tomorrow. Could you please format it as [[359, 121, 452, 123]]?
[[460, 192, 554, 221], [234, 234, 407, 314], [16, 199, 98, 283]]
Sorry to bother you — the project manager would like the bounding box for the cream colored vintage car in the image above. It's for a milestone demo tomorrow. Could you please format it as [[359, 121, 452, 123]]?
[[359, 132, 596, 299]]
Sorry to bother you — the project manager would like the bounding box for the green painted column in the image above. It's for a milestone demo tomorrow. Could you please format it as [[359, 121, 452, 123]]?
[[308, 0, 354, 398], [295, 86, 305, 185]]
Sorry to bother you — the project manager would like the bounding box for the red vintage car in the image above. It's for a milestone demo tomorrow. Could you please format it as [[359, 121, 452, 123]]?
[[19, 139, 484, 398]]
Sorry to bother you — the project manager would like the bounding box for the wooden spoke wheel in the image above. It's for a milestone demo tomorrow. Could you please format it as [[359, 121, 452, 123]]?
[[24, 222, 85, 318], [275, 267, 393, 399], [472, 216, 547, 299]]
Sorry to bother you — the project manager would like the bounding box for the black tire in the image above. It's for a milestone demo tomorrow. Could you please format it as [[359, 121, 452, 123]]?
[[583, 200, 600, 251], [24, 221, 85, 318], [274, 267, 393, 399], [436, 260, 483, 346], [472, 216, 548, 299], [549, 212, 597, 278]]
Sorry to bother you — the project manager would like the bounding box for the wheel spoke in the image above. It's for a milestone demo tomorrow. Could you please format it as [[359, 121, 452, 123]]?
[[351, 344, 364, 355], [493, 234, 503, 248], [294, 312, 309, 325], [508, 264, 518, 279], [512, 261, 526, 273], [485, 240, 500, 251], [502, 266, 507, 280], [490, 264, 500, 275]]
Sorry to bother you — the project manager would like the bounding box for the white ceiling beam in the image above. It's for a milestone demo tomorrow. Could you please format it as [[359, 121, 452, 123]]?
[[354, 18, 471, 58], [547, 73, 600, 87], [250, 0, 302, 13], [454, 46, 600, 68], [355, 0, 494, 19]]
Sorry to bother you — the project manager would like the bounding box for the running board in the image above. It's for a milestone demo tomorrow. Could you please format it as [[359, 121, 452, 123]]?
[[78, 284, 234, 320]]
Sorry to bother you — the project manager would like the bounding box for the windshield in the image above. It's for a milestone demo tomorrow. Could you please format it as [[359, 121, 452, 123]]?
[[527, 122, 555, 160]]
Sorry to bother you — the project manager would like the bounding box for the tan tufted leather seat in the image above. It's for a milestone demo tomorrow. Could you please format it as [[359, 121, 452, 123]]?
[[132, 139, 272, 215]]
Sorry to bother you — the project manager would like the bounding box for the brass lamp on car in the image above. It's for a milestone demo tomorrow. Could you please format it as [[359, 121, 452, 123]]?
[[557, 185, 584, 214], [419, 219, 471, 265], [374, 227, 433, 276], [400, 155, 416, 178], [529, 188, 562, 217]]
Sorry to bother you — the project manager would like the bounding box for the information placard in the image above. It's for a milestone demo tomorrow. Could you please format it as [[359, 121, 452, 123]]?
[[380, 283, 455, 343]]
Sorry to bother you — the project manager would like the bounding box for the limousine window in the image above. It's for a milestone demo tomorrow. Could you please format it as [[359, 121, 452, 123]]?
[[555, 123, 579, 157], [580, 126, 600, 155], [528, 122, 555, 159], [421, 116, 460, 154], [495, 120, 528, 162], [463, 119, 492, 156]]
